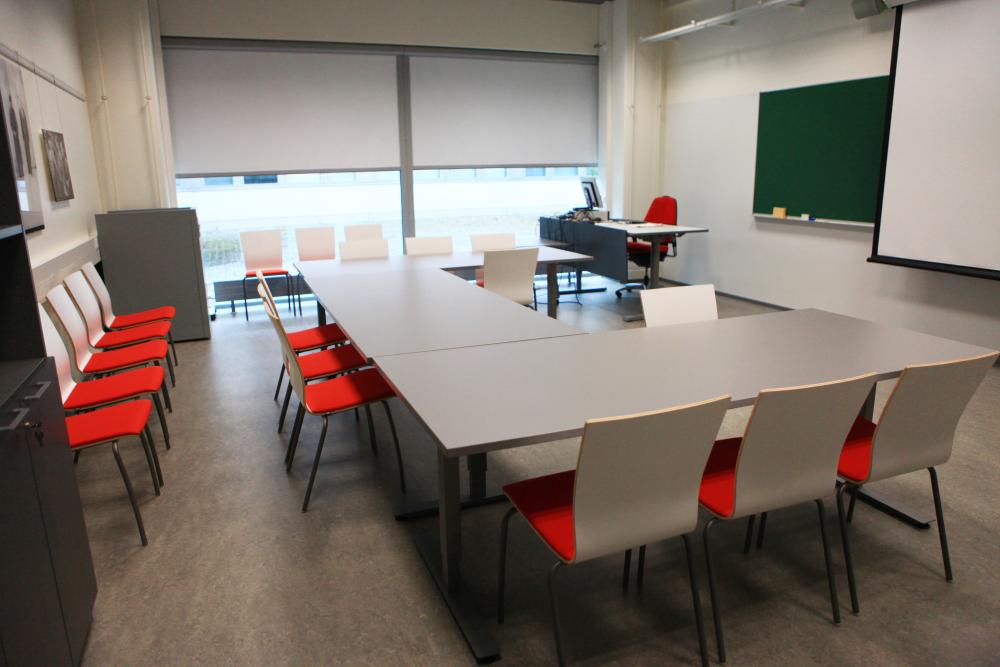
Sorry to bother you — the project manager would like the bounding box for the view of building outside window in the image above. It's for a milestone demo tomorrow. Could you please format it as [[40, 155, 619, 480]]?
[[177, 166, 596, 306], [413, 167, 594, 248]]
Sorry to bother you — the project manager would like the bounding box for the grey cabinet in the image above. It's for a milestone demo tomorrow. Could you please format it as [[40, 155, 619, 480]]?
[[96, 208, 211, 341]]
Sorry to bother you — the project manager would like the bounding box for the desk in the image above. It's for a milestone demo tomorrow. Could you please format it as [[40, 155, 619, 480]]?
[[375, 308, 995, 662], [297, 267, 582, 360], [540, 217, 708, 311], [297, 245, 592, 319]]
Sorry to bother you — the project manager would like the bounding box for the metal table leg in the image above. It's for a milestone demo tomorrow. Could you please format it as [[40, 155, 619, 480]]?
[[624, 233, 666, 323], [414, 452, 501, 663], [546, 263, 559, 318]]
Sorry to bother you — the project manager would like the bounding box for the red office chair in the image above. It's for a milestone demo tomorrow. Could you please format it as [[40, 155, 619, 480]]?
[[616, 196, 678, 298]]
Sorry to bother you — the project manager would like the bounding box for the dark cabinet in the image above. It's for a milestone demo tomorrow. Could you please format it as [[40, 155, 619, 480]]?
[[0, 361, 97, 666], [1, 69, 97, 666]]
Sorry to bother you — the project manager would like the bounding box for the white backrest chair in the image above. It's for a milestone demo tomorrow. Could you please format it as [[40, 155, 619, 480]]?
[[481, 247, 539, 306], [64, 271, 110, 348], [340, 239, 390, 261], [38, 304, 79, 403], [240, 230, 285, 272], [258, 279, 307, 406], [405, 236, 454, 256], [729, 373, 876, 518], [344, 224, 383, 241], [471, 233, 516, 252], [572, 396, 731, 563], [640, 284, 718, 328], [866, 352, 997, 482], [295, 227, 337, 262], [46, 284, 95, 374], [81, 261, 116, 329]]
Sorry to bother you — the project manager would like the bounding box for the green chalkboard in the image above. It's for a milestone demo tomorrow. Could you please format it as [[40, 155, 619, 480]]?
[[753, 76, 889, 223]]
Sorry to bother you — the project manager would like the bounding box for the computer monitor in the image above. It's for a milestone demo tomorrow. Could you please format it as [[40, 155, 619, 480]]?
[[580, 176, 603, 210]]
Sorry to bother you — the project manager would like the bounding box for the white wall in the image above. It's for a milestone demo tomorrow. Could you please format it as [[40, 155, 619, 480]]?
[[157, 0, 600, 56], [0, 0, 102, 293], [657, 0, 1000, 349]]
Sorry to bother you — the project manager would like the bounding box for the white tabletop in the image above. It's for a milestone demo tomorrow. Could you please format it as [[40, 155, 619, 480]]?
[[375, 308, 995, 456], [298, 266, 583, 360], [596, 221, 709, 237]]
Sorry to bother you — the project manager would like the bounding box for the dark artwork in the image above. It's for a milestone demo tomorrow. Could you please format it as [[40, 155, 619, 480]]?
[[42, 130, 73, 202], [1, 60, 43, 232]]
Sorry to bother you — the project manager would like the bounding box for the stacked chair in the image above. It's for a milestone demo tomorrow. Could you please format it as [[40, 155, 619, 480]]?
[[256, 273, 407, 511], [42, 266, 182, 546]]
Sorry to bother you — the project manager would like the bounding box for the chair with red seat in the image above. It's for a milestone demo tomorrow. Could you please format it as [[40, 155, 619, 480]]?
[[40, 304, 171, 450], [698, 373, 876, 663], [46, 285, 173, 410], [65, 399, 160, 546], [256, 273, 362, 431], [259, 283, 406, 511], [81, 261, 178, 366], [835, 352, 997, 614], [497, 396, 732, 667], [616, 196, 678, 298], [241, 229, 296, 320]]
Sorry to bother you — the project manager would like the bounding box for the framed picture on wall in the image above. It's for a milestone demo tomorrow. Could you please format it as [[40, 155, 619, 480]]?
[[0, 59, 44, 232], [42, 130, 74, 202]]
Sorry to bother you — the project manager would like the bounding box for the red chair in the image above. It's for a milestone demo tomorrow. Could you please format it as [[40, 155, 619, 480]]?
[[65, 400, 160, 546], [835, 352, 997, 614], [82, 261, 178, 366], [498, 396, 732, 667], [241, 230, 296, 320], [40, 304, 171, 451], [46, 285, 173, 411], [616, 196, 678, 298], [698, 374, 876, 662], [259, 282, 406, 511], [65, 271, 172, 350]]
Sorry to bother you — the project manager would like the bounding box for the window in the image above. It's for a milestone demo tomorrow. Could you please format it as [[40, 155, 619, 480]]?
[[413, 166, 591, 247], [176, 171, 402, 299], [204, 176, 234, 186]]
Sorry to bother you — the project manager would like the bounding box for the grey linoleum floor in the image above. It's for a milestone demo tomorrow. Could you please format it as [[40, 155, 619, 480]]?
[[76, 279, 1000, 666]]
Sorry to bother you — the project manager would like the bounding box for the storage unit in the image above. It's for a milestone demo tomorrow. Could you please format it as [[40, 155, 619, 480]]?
[[0, 96, 97, 666], [96, 208, 211, 341]]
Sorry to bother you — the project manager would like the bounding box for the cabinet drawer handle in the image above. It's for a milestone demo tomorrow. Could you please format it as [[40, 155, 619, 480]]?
[[0, 408, 29, 432], [22, 380, 51, 401]]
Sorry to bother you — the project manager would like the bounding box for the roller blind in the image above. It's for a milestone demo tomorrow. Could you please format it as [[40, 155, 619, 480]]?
[[409, 56, 598, 167], [163, 47, 400, 175]]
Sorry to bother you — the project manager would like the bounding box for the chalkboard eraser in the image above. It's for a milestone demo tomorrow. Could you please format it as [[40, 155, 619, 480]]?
[[772, 207, 787, 218]]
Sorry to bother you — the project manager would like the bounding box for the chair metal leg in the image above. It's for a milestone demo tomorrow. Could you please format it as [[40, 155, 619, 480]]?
[[836, 484, 860, 614], [815, 499, 841, 625], [286, 274, 293, 314], [111, 441, 148, 546], [73, 451, 80, 464], [286, 404, 305, 471], [637, 545, 647, 589], [168, 330, 178, 366], [364, 403, 379, 457], [143, 425, 164, 487], [703, 518, 726, 663], [928, 467, 953, 581], [302, 415, 329, 512], [683, 534, 710, 667], [743, 515, 756, 555], [242, 277, 249, 321], [165, 352, 176, 388], [138, 430, 160, 496], [548, 561, 567, 667], [273, 365, 285, 402], [497, 506, 517, 624], [278, 384, 293, 433], [381, 400, 406, 494], [847, 485, 859, 523], [756, 512, 767, 550], [158, 382, 173, 417], [151, 393, 170, 450], [622, 548, 632, 591]]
